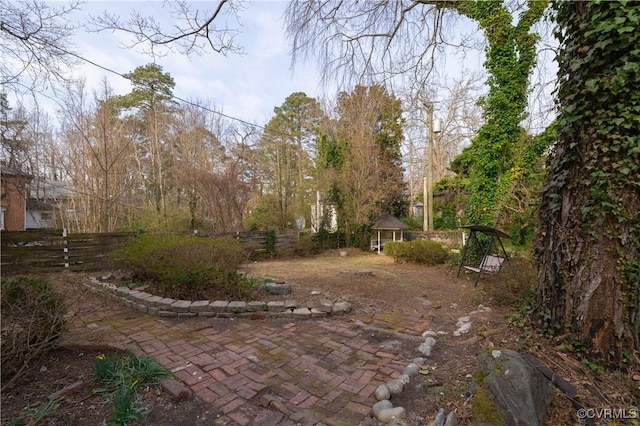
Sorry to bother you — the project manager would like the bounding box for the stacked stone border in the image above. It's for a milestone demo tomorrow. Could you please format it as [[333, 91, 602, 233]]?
[[83, 277, 352, 319]]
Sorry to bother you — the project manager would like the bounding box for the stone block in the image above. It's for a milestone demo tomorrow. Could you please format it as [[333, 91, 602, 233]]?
[[160, 378, 191, 402], [177, 312, 197, 318], [209, 301, 228, 312], [318, 300, 334, 313], [332, 301, 352, 314], [156, 298, 176, 308], [227, 301, 246, 313], [130, 291, 153, 301], [189, 300, 210, 312], [158, 310, 177, 318], [171, 300, 192, 313], [246, 301, 265, 312], [267, 301, 286, 312], [142, 295, 164, 307], [310, 308, 327, 318], [284, 300, 298, 309], [293, 308, 311, 317]]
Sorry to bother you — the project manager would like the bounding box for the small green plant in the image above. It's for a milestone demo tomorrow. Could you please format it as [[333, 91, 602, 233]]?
[[384, 240, 451, 265], [581, 358, 604, 374], [93, 352, 169, 426], [265, 229, 277, 255]]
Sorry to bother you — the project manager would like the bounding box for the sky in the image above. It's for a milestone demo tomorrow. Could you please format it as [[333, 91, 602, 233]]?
[[64, 1, 328, 126], [10, 1, 554, 132]]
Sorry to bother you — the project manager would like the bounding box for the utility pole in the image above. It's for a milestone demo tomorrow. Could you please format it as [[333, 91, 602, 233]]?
[[423, 102, 441, 232]]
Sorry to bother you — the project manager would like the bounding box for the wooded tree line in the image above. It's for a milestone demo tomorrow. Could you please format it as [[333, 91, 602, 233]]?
[[4, 71, 477, 235]]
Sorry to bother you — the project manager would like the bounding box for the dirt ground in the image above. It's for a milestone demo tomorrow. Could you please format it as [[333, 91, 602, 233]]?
[[2, 250, 638, 425]]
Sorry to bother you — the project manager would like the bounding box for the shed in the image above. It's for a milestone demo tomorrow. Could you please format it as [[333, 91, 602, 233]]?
[[371, 213, 408, 254]]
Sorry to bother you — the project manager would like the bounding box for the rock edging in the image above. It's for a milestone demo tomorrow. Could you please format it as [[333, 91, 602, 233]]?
[[83, 277, 352, 319]]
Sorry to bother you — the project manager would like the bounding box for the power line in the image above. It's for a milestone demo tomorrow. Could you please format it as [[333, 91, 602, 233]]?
[[2, 21, 271, 131]]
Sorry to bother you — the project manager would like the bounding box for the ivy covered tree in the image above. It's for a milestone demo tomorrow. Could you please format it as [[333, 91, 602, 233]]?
[[285, 1, 551, 229], [445, 1, 550, 226], [535, 1, 639, 363]]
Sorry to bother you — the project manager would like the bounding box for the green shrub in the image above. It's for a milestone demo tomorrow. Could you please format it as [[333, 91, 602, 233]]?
[[112, 233, 250, 300], [384, 240, 451, 265], [1, 276, 67, 381]]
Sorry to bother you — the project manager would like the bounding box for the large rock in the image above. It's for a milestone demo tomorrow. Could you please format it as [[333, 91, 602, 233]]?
[[377, 407, 406, 423], [471, 349, 554, 426], [264, 282, 292, 295], [374, 384, 391, 401], [372, 399, 393, 417]]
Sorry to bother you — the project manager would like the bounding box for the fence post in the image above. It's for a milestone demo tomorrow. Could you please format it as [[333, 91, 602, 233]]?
[[62, 228, 69, 268]]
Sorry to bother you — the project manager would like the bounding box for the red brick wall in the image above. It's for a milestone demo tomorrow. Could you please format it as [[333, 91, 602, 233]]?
[[1, 174, 28, 231]]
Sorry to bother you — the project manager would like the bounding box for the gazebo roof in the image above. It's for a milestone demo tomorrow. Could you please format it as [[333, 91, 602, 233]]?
[[372, 213, 408, 230]]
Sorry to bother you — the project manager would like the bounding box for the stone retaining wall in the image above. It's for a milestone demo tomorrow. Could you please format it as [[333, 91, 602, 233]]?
[[84, 278, 352, 319]]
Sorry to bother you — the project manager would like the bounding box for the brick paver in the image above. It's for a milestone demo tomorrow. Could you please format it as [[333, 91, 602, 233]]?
[[69, 291, 430, 425]]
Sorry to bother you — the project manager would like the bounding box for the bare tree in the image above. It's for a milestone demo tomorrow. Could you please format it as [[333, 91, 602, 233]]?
[[0, 0, 81, 93], [58, 78, 138, 232], [172, 100, 256, 231], [403, 71, 484, 212], [284, 0, 488, 90], [87, 0, 244, 58], [0, 96, 56, 182]]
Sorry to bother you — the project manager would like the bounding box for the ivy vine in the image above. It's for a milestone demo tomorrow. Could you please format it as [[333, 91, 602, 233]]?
[[536, 0, 640, 360], [445, 0, 550, 226]]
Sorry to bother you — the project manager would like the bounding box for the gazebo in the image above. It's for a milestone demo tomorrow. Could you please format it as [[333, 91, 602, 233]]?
[[370, 213, 409, 254]]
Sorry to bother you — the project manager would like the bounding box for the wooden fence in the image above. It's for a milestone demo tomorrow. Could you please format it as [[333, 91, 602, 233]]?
[[0, 230, 136, 274], [0, 230, 303, 275]]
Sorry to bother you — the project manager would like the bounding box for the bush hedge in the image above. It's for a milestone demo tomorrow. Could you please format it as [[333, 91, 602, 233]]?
[[384, 240, 451, 265], [1, 276, 67, 381], [112, 234, 251, 300]]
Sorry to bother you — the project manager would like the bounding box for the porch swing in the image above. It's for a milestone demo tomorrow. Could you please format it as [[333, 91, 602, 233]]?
[[456, 225, 511, 287]]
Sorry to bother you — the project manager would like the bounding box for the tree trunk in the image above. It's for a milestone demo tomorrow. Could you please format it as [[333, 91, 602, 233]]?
[[534, 1, 639, 364]]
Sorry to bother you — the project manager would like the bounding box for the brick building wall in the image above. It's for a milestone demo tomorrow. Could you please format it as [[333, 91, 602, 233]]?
[[1, 168, 32, 231]]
